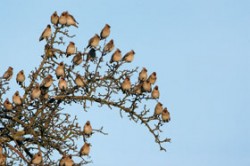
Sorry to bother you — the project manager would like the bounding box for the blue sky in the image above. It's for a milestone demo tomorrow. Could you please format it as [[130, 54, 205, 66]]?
[[1, 0, 250, 165]]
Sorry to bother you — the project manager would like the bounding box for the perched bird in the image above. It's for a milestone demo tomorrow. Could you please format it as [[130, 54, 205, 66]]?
[[103, 39, 114, 53], [100, 24, 111, 40], [122, 50, 135, 62], [51, 11, 59, 25], [4, 98, 13, 111], [39, 25, 51, 41], [110, 49, 122, 63], [31, 152, 42, 165], [162, 108, 171, 122], [87, 34, 100, 48], [121, 77, 131, 92], [139, 68, 148, 82], [55, 62, 65, 79], [142, 80, 151, 92], [59, 155, 74, 166], [83, 121, 92, 136], [133, 83, 142, 95], [74, 74, 86, 88], [16, 70, 25, 85], [58, 77, 67, 91], [40, 74, 53, 89], [0, 153, 6, 166], [65, 11, 78, 28], [12, 91, 22, 105], [148, 72, 157, 85], [87, 48, 96, 61], [66, 42, 76, 57], [72, 53, 83, 67], [151, 86, 160, 99], [44, 44, 56, 58], [154, 102, 163, 116], [31, 83, 41, 100], [2, 66, 13, 81], [80, 143, 91, 156], [59, 11, 67, 25]]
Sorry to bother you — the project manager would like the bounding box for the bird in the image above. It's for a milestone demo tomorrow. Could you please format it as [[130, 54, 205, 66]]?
[[100, 24, 111, 40], [2, 66, 13, 81], [39, 24, 51, 41], [40, 74, 53, 89], [162, 108, 171, 122], [12, 91, 22, 105], [74, 74, 86, 88], [66, 42, 76, 57], [83, 121, 92, 137], [154, 102, 163, 116], [59, 155, 74, 166], [103, 39, 114, 53], [16, 70, 25, 85], [31, 152, 42, 165], [110, 49, 122, 63], [133, 83, 142, 95], [58, 77, 67, 91], [139, 68, 148, 82], [87, 48, 96, 61], [87, 34, 100, 48], [80, 143, 91, 156], [51, 11, 59, 25], [4, 98, 13, 111], [72, 53, 83, 67], [55, 62, 65, 79], [142, 80, 151, 92], [148, 72, 157, 85], [31, 83, 41, 100], [44, 44, 56, 59], [65, 11, 78, 28], [122, 50, 135, 62], [151, 86, 160, 99], [121, 77, 131, 92], [59, 11, 67, 25]]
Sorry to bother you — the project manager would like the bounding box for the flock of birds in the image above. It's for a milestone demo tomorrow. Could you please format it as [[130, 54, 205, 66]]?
[[0, 11, 170, 165]]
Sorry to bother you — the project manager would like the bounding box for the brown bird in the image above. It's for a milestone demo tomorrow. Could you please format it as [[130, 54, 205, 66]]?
[[154, 102, 163, 116], [31, 152, 42, 165], [151, 86, 160, 99], [12, 91, 22, 105], [103, 39, 114, 53], [162, 108, 171, 122], [51, 11, 59, 25], [39, 24, 51, 41], [72, 53, 83, 67], [4, 98, 13, 111], [58, 77, 67, 90], [87, 34, 100, 48], [16, 70, 25, 85], [133, 83, 142, 95], [65, 11, 78, 28], [122, 50, 135, 62], [56, 62, 65, 79], [80, 143, 91, 156], [40, 74, 53, 89], [100, 24, 111, 40], [139, 68, 148, 82], [0, 153, 6, 166], [148, 72, 157, 85], [44, 44, 56, 58], [110, 49, 122, 63], [74, 74, 86, 88], [2, 66, 13, 81], [66, 42, 76, 57], [121, 77, 131, 92], [59, 11, 67, 25], [83, 121, 92, 136], [142, 80, 151, 92], [31, 83, 41, 99], [59, 155, 74, 166]]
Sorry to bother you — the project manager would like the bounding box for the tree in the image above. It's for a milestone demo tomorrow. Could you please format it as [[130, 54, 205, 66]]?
[[0, 11, 171, 165]]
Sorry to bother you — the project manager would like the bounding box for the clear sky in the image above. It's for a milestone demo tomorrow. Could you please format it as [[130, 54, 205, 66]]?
[[1, 0, 250, 165]]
